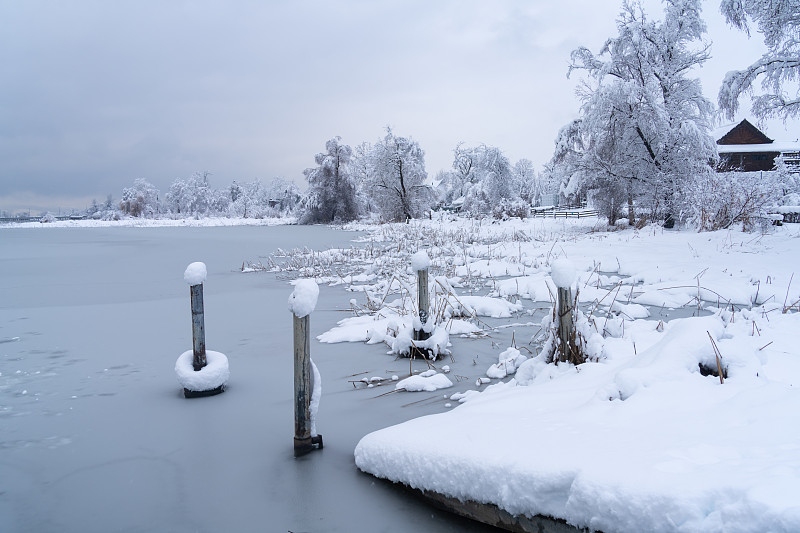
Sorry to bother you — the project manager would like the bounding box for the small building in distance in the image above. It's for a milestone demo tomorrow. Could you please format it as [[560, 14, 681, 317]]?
[[716, 119, 800, 172]]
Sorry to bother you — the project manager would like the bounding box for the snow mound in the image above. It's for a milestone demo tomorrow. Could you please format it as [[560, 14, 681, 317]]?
[[550, 258, 576, 289], [183, 262, 207, 286], [175, 350, 229, 391], [486, 347, 527, 379], [410, 250, 431, 271], [288, 279, 319, 318], [395, 372, 453, 392]]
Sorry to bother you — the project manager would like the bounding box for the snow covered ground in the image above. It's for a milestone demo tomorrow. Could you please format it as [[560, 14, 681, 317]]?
[[339, 217, 800, 532], [3, 217, 799, 532]]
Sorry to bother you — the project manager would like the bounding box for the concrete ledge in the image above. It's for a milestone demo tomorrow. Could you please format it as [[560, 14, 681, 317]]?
[[404, 485, 591, 533]]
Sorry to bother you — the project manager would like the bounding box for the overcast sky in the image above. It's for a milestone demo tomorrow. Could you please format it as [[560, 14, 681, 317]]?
[[1, 0, 797, 214]]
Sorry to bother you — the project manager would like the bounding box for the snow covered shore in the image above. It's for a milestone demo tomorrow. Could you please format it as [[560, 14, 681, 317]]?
[[327, 217, 800, 532]]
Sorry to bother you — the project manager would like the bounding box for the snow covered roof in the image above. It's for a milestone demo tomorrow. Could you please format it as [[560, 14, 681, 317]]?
[[717, 141, 800, 154]]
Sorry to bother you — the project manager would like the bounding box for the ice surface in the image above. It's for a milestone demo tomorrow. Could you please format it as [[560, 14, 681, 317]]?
[[288, 278, 319, 318], [174, 349, 230, 391], [183, 261, 207, 285], [1, 225, 498, 533]]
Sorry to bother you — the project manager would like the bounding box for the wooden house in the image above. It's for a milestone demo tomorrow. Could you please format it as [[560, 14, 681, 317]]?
[[716, 119, 800, 172]]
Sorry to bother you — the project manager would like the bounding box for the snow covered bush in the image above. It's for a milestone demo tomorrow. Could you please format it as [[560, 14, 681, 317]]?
[[685, 171, 782, 231], [492, 198, 529, 220]]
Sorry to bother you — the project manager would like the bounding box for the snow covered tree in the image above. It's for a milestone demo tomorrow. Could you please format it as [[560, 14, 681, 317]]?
[[561, 0, 717, 225], [451, 143, 517, 215], [165, 171, 215, 216], [299, 137, 359, 224], [120, 178, 160, 217], [266, 177, 301, 213], [365, 128, 431, 222], [512, 158, 543, 205], [718, 0, 800, 121]]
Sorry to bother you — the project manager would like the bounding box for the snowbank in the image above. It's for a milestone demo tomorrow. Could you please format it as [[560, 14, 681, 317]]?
[[356, 309, 800, 532]]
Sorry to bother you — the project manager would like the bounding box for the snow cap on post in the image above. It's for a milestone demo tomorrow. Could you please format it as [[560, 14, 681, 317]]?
[[288, 279, 319, 318], [184, 262, 207, 286], [551, 258, 577, 289], [411, 250, 431, 272]]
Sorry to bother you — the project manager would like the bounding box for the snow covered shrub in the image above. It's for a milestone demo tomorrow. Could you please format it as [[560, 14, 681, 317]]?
[[686, 171, 781, 231], [492, 198, 529, 220], [592, 178, 628, 226], [39, 212, 55, 223]]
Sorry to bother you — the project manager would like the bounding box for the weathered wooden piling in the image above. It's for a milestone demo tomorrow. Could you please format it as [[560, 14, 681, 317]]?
[[557, 285, 574, 364], [289, 280, 323, 456], [411, 251, 431, 343], [414, 266, 431, 342], [190, 283, 207, 371], [176, 261, 227, 398]]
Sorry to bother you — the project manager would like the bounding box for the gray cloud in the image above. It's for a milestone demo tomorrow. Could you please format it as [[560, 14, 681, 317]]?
[[1, 0, 797, 213]]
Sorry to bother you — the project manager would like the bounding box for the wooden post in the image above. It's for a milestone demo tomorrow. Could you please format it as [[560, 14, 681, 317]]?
[[293, 313, 322, 456], [190, 283, 207, 371], [414, 266, 430, 342], [557, 286, 574, 364]]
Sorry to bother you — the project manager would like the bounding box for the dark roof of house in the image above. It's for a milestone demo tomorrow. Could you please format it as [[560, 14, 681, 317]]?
[[717, 119, 773, 145]]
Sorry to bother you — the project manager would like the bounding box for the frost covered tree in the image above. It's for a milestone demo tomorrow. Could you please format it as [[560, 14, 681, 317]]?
[[449, 143, 517, 215], [266, 177, 301, 213], [166, 171, 216, 216], [299, 137, 359, 224], [718, 0, 800, 121], [228, 179, 267, 218], [512, 158, 545, 205], [364, 128, 430, 222], [120, 178, 160, 217], [560, 0, 717, 225]]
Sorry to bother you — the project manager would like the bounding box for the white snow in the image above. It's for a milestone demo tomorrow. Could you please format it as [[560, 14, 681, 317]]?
[[174, 350, 230, 391], [395, 372, 453, 392], [288, 279, 319, 318], [346, 217, 800, 533], [550, 258, 577, 289], [183, 262, 207, 286], [357, 308, 800, 532], [410, 250, 431, 272], [310, 359, 321, 437]]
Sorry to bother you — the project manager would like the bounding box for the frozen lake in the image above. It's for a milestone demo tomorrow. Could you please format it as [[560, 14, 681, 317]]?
[[0, 225, 511, 533]]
